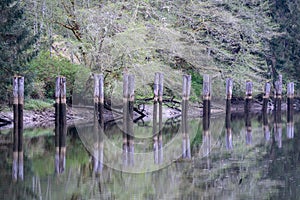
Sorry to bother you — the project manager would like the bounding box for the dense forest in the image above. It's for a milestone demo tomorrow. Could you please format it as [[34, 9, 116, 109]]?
[[0, 0, 299, 107]]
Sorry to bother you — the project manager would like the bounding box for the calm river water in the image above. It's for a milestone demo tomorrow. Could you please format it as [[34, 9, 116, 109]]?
[[0, 112, 299, 199]]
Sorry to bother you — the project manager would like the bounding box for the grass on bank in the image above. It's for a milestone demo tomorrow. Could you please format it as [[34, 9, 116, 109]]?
[[24, 99, 54, 111]]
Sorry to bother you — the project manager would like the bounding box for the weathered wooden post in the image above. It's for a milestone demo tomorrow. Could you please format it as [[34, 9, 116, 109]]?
[[54, 76, 67, 174], [273, 76, 282, 147], [225, 78, 233, 129], [262, 82, 271, 114], [94, 74, 100, 128], [274, 75, 282, 113], [287, 82, 294, 121], [54, 77, 60, 171], [153, 73, 159, 163], [225, 78, 233, 150], [186, 75, 191, 159], [18, 77, 24, 155], [122, 74, 128, 153], [60, 77, 66, 173], [245, 80, 253, 116], [98, 74, 104, 130], [287, 82, 294, 139], [262, 82, 271, 141], [182, 75, 191, 158], [12, 76, 19, 181], [12, 76, 24, 181], [158, 73, 164, 147], [92, 74, 105, 173], [245, 80, 252, 145], [54, 77, 60, 174], [202, 74, 211, 133], [128, 75, 135, 166], [202, 74, 211, 162]]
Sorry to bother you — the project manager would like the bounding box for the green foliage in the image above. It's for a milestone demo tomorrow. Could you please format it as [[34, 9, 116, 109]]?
[[269, 0, 300, 87], [190, 72, 203, 102], [27, 51, 89, 101], [24, 99, 53, 111], [0, 0, 38, 103]]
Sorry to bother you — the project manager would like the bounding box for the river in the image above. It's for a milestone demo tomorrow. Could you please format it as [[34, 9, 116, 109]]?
[[0, 111, 299, 199]]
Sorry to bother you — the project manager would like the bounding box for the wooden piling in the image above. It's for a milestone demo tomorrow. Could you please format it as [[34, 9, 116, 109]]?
[[153, 73, 159, 164], [287, 82, 294, 122], [13, 76, 19, 153], [262, 82, 271, 114], [225, 78, 233, 129], [122, 74, 128, 152], [55, 76, 67, 174], [55, 77, 60, 155], [158, 73, 164, 143], [182, 75, 191, 158], [244, 80, 253, 117], [59, 77, 67, 157], [244, 81, 252, 145], [18, 77, 24, 153], [94, 74, 100, 128], [153, 73, 159, 145], [128, 75, 135, 165], [225, 78, 233, 150], [17, 77, 24, 180], [203, 74, 211, 132], [12, 76, 24, 181], [287, 82, 294, 138], [98, 74, 104, 130], [274, 86, 282, 148], [274, 75, 282, 113]]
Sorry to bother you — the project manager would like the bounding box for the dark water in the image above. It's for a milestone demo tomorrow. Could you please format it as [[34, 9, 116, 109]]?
[[0, 112, 300, 199]]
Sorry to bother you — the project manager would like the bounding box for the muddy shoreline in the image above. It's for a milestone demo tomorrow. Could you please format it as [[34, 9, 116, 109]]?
[[0, 97, 299, 130]]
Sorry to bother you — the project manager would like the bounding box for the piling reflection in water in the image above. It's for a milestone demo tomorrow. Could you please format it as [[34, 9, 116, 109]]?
[[287, 82, 294, 139], [274, 105, 282, 148], [122, 137, 134, 166], [12, 130, 23, 181], [92, 140, 103, 174], [92, 119, 104, 174], [55, 125, 66, 174], [263, 112, 270, 142], [225, 99, 233, 150]]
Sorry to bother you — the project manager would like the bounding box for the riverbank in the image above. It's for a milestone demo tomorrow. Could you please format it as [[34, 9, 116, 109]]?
[[1, 97, 299, 130]]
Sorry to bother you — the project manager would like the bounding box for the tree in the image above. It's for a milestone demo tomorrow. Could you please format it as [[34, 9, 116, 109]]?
[[0, 0, 38, 104], [269, 0, 300, 86]]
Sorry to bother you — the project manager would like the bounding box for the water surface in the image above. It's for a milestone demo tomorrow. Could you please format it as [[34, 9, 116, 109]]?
[[0, 112, 299, 199]]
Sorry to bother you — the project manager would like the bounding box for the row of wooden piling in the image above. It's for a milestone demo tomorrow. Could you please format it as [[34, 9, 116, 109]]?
[[11, 73, 296, 168]]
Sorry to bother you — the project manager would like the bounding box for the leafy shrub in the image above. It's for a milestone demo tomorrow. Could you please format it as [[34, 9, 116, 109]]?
[[24, 99, 53, 111], [27, 51, 90, 102]]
